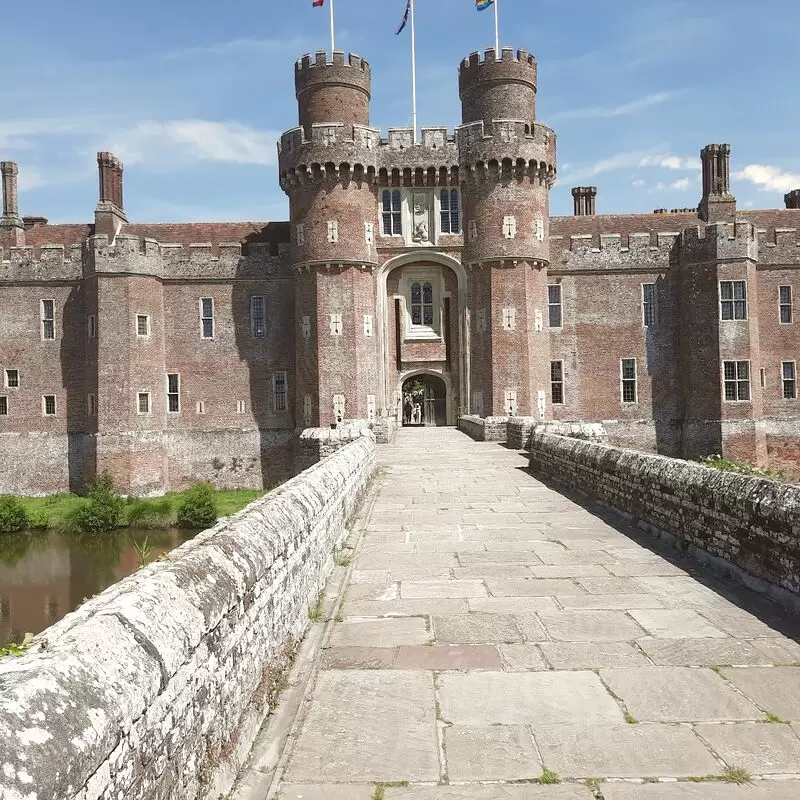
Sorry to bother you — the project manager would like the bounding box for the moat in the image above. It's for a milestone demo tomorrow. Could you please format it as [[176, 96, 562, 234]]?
[[0, 528, 199, 648]]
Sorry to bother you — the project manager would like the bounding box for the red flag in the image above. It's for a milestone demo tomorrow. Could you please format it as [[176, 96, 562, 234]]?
[[313, 0, 324, 7]]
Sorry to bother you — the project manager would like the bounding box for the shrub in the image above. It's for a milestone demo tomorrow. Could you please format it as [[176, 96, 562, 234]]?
[[698, 455, 784, 481], [125, 498, 174, 529], [0, 496, 30, 533], [73, 472, 124, 533], [176, 483, 218, 529]]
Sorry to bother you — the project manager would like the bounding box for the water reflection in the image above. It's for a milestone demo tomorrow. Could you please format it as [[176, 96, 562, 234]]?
[[0, 529, 198, 647]]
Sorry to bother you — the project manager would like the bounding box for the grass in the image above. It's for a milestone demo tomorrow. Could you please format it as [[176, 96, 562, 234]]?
[[14, 488, 263, 532], [765, 712, 790, 724], [698, 455, 784, 481], [624, 712, 638, 724], [536, 769, 562, 785], [372, 781, 410, 799], [308, 595, 325, 623], [689, 766, 752, 785]]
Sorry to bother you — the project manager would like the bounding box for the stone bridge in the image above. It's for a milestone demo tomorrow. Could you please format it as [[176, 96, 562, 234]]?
[[3, 428, 800, 800]]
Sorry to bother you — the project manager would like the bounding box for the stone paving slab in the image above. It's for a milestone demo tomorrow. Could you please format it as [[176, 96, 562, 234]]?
[[468, 596, 560, 614], [540, 641, 650, 670], [637, 637, 771, 667], [393, 644, 502, 670], [284, 670, 439, 782], [433, 613, 522, 644], [539, 610, 647, 641], [328, 618, 430, 648], [487, 578, 584, 596], [751, 637, 800, 664], [401, 579, 487, 599], [721, 667, 800, 721], [695, 721, 800, 773], [277, 784, 375, 800], [321, 646, 399, 669], [499, 643, 550, 670], [529, 564, 613, 578], [444, 724, 540, 780], [629, 609, 728, 639], [341, 598, 469, 617], [602, 783, 800, 799], [557, 593, 666, 610], [439, 671, 623, 725], [534, 723, 721, 778], [601, 667, 763, 722]]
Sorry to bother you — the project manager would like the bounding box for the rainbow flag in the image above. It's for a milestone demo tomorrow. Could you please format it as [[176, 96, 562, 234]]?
[[476, 0, 494, 10]]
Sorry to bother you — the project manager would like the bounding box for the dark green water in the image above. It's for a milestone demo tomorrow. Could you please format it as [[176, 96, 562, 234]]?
[[0, 528, 198, 648]]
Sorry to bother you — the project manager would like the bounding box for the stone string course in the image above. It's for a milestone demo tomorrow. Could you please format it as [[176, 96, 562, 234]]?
[[529, 432, 800, 606], [0, 435, 376, 800]]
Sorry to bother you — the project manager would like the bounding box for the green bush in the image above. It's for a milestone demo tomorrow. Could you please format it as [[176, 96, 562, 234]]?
[[176, 483, 218, 529], [698, 455, 784, 481], [125, 498, 174, 529], [73, 472, 124, 533], [0, 496, 30, 533]]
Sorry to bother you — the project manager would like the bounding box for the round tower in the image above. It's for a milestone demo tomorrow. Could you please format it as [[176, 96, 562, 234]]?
[[458, 48, 557, 419], [279, 51, 381, 427]]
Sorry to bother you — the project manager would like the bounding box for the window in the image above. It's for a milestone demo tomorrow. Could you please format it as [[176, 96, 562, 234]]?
[[642, 283, 658, 327], [136, 314, 150, 337], [196, 401, 206, 415], [363, 314, 374, 337], [440, 189, 460, 234], [621, 359, 638, 403], [0, 397, 7, 416], [472, 390, 484, 417], [167, 374, 180, 413], [476, 309, 487, 333], [548, 285, 563, 328], [780, 286, 793, 324], [723, 360, 750, 402], [534, 218, 545, 242], [502, 216, 517, 239], [327, 220, 339, 243], [303, 394, 312, 426], [782, 361, 797, 400], [719, 280, 747, 321], [251, 296, 266, 338], [87, 393, 97, 416], [87, 315, 96, 338], [551, 361, 564, 404], [367, 394, 376, 421], [410, 281, 434, 328], [273, 371, 287, 411], [137, 392, 151, 414], [41, 300, 55, 340], [302, 315, 311, 339], [42, 395, 56, 416], [468, 220, 477, 241], [236, 400, 246, 414], [4, 370, 18, 389], [364, 221, 374, 245], [330, 313, 343, 336], [381, 190, 402, 236], [502, 308, 516, 331], [296, 223, 305, 246], [200, 298, 214, 339]]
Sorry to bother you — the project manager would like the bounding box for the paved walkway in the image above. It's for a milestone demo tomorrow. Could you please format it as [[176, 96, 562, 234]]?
[[246, 428, 800, 799]]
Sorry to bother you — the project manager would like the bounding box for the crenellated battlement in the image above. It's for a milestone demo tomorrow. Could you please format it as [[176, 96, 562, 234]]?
[[680, 220, 759, 263], [755, 227, 800, 265], [296, 50, 370, 80], [0, 243, 84, 281], [459, 48, 537, 89], [554, 231, 680, 271]]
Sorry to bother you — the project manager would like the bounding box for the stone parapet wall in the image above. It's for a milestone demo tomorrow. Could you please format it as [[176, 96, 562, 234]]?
[[372, 415, 398, 445], [458, 414, 509, 442], [296, 424, 375, 472], [529, 432, 800, 606], [0, 436, 376, 800], [506, 416, 538, 450]]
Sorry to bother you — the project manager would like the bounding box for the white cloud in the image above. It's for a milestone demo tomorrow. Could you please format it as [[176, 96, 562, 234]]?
[[563, 150, 698, 182], [733, 164, 800, 193], [552, 92, 675, 121], [632, 179, 646, 188], [108, 120, 280, 169], [17, 167, 45, 192], [647, 177, 695, 194]]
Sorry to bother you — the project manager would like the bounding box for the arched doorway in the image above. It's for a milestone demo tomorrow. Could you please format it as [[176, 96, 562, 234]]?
[[402, 374, 447, 427]]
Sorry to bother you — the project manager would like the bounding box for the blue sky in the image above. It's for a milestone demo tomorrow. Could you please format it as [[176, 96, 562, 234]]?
[[2, 0, 799, 223]]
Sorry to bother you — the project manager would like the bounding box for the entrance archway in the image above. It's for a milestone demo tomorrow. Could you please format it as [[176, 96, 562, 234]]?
[[402, 374, 447, 427]]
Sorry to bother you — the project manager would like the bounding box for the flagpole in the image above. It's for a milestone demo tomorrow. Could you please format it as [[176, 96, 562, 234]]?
[[330, 0, 335, 56], [410, 0, 418, 144], [494, 0, 500, 53]]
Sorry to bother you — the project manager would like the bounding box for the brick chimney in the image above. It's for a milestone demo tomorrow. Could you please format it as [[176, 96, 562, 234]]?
[[571, 186, 597, 216], [785, 189, 800, 210], [698, 144, 736, 222], [95, 151, 127, 239], [0, 161, 25, 246]]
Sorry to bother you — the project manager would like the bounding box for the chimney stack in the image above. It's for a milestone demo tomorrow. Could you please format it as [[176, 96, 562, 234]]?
[[785, 189, 800, 210], [571, 186, 597, 216], [0, 161, 25, 247], [95, 151, 127, 239], [699, 144, 736, 222]]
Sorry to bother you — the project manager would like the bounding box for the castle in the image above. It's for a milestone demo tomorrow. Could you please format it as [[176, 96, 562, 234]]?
[[1, 46, 799, 495]]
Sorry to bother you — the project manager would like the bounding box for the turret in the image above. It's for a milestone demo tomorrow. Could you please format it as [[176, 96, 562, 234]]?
[[457, 47, 557, 419], [295, 50, 371, 137], [785, 189, 800, 210], [0, 161, 25, 246]]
